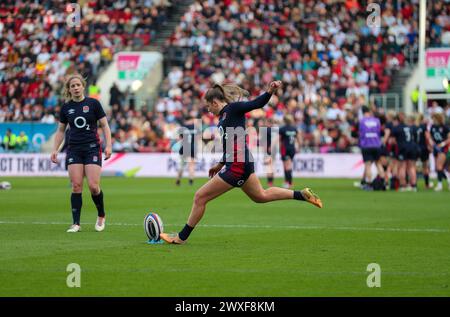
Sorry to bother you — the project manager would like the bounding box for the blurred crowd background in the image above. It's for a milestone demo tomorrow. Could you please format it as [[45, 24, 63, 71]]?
[[0, 0, 449, 153]]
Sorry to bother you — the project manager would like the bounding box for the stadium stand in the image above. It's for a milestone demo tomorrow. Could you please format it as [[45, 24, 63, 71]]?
[[0, 0, 177, 122]]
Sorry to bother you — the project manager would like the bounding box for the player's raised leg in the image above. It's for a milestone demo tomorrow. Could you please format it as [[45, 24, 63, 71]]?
[[160, 174, 233, 244], [241, 173, 322, 208], [85, 164, 106, 231], [67, 164, 84, 232]]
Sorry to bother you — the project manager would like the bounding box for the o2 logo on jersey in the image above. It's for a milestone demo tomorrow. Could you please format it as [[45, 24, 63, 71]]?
[[237, 180, 244, 186], [218, 126, 228, 140], [74, 116, 90, 130], [433, 131, 443, 142]]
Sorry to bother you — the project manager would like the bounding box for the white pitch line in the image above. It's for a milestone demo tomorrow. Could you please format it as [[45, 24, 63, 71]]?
[[0, 220, 448, 233]]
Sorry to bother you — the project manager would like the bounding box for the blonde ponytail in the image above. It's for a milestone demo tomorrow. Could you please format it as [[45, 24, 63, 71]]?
[[222, 84, 250, 103]]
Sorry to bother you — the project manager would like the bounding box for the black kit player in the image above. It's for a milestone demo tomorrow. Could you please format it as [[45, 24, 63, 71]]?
[[160, 81, 322, 245], [414, 113, 433, 188], [279, 115, 302, 189], [377, 113, 390, 185], [383, 111, 400, 190], [51, 74, 112, 232], [391, 113, 418, 191], [429, 112, 450, 191], [260, 118, 276, 187], [176, 114, 199, 186]]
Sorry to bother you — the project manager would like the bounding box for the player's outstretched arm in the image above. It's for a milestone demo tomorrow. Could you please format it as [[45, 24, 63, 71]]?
[[234, 81, 282, 113]]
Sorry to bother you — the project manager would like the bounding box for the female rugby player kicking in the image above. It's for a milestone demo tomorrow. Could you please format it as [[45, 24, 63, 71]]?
[[160, 81, 322, 244]]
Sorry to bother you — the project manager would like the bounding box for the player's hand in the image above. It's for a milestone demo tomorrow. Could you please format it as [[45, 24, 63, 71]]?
[[104, 145, 112, 160], [50, 151, 59, 164], [267, 80, 282, 94], [208, 164, 223, 178]]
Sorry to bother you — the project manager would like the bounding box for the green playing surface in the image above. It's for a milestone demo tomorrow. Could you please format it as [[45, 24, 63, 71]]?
[[0, 177, 449, 296]]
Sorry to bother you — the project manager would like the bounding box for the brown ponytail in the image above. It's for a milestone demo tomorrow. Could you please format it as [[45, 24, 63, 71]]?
[[205, 83, 249, 104]]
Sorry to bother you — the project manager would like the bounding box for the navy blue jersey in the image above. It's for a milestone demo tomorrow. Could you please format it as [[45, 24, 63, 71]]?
[[180, 123, 197, 146], [384, 121, 394, 141], [179, 123, 198, 156], [430, 124, 449, 143], [60, 97, 106, 147], [415, 123, 428, 148], [392, 124, 416, 147], [279, 125, 298, 152], [385, 122, 394, 132], [218, 92, 272, 163]]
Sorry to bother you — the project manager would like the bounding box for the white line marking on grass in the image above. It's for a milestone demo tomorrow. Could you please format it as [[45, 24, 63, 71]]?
[[0, 220, 448, 233]]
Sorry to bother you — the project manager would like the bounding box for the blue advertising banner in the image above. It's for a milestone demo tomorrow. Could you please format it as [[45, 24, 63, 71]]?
[[0, 123, 57, 152]]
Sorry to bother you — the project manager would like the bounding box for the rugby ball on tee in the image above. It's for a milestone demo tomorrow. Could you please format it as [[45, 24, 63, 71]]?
[[144, 212, 164, 241]]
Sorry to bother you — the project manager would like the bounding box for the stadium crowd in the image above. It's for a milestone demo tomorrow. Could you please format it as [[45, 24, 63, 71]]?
[[0, 0, 177, 125], [1, 0, 449, 155], [109, 0, 450, 153]]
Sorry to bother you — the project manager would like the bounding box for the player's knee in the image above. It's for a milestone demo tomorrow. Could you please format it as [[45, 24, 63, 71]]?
[[88, 182, 100, 194], [193, 191, 207, 206], [72, 182, 83, 193], [251, 191, 268, 203]]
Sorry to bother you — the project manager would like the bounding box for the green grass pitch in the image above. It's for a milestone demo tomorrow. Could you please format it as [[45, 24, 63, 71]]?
[[0, 177, 449, 297]]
